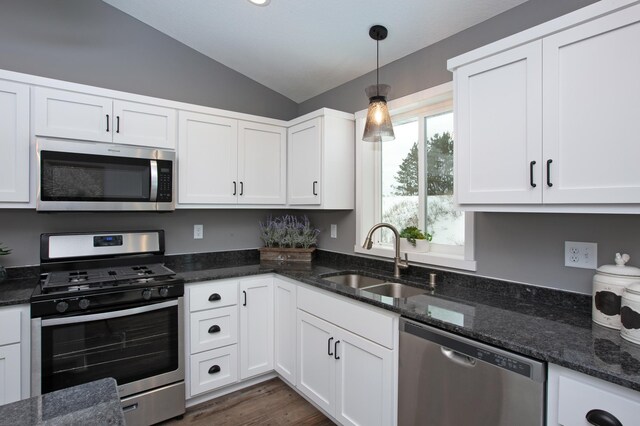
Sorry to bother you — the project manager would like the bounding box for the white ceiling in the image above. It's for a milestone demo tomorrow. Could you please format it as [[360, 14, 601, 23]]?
[[102, 0, 528, 103]]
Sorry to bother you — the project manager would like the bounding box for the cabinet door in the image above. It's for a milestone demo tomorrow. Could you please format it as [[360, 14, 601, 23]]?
[[239, 277, 274, 380], [33, 87, 112, 143], [190, 306, 238, 354], [456, 41, 542, 204], [189, 345, 238, 397], [274, 278, 297, 385], [288, 118, 321, 205], [0, 81, 29, 202], [178, 111, 238, 204], [543, 4, 640, 204], [0, 344, 21, 405], [237, 121, 286, 204], [334, 328, 394, 426], [113, 100, 176, 149], [297, 310, 336, 416]]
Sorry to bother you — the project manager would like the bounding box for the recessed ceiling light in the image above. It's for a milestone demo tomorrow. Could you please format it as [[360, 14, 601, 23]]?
[[248, 0, 271, 6]]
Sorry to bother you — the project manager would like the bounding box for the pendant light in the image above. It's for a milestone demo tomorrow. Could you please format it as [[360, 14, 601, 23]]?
[[362, 25, 395, 142]]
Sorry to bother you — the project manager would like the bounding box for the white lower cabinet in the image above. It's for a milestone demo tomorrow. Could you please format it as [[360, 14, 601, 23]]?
[[239, 276, 274, 380], [547, 363, 640, 426], [274, 278, 297, 385], [189, 345, 238, 396], [0, 344, 21, 405], [0, 304, 30, 403]]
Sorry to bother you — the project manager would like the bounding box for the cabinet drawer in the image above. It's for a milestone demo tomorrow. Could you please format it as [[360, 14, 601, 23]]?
[[297, 286, 396, 349], [0, 309, 21, 346], [557, 374, 640, 425], [190, 306, 238, 354], [189, 345, 238, 397], [189, 280, 238, 312]]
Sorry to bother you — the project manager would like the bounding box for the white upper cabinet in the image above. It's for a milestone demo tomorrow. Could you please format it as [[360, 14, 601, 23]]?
[[112, 100, 176, 149], [542, 3, 640, 204], [237, 121, 286, 205], [34, 87, 176, 149], [288, 118, 322, 205], [287, 110, 355, 209], [178, 112, 287, 206], [178, 111, 238, 204], [456, 41, 542, 204], [0, 80, 29, 203], [450, 0, 640, 212]]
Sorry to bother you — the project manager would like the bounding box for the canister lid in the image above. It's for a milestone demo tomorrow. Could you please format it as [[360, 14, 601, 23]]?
[[597, 253, 640, 277], [625, 282, 640, 295]]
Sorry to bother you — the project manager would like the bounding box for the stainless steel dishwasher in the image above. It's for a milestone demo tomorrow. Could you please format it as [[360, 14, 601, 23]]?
[[399, 318, 546, 426]]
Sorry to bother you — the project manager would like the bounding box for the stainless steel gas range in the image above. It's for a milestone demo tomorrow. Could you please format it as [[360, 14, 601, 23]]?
[[31, 230, 185, 426]]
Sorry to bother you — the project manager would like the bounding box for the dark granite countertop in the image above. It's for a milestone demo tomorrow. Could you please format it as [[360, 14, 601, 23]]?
[[0, 277, 38, 307], [171, 251, 640, 393], [0, 378, 124, 425]]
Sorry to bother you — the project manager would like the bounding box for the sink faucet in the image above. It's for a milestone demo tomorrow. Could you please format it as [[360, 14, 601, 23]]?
[[362, 223, 409, 278]]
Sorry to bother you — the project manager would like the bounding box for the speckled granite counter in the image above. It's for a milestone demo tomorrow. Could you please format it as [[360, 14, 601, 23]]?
[[169, 250, 640, 393], [0, 277, 38, 306], [0, 378, 124, 425]]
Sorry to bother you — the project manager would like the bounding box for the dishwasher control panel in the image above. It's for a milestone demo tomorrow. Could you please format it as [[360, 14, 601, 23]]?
[[475, 348, 531, 377]]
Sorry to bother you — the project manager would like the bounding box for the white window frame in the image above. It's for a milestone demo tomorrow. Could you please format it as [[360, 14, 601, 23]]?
[[354, 82, 477, 271]]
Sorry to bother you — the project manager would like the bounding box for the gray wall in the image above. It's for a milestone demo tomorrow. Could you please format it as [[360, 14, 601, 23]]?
[[0, 0, 298, 120]]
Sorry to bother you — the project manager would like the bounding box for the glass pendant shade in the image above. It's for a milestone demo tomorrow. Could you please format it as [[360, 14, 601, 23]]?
[[363, 84, 395, 142]]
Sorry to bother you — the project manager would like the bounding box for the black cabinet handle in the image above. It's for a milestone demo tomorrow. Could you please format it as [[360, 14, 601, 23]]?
[[208, 293, 221, 302], [208, 325, 221, 334], [334, 340, 340, 360], [208, 365, 221, 374], [529, 161, 536, 188], [242, 290, 247, 306], [313, 181, 318, 196], [546, 159, 553, 187], [327, 337, 334, 356], [240, 182, 244, 196], [233, 181, 237, 196], [116, 116, 120, 133], [106, 114, 110, 132], [585, 409, 622, 426]]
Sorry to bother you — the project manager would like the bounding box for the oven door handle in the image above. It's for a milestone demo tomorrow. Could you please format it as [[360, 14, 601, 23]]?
[[41, 299, 178, 327], [149, 159, 158, 202]]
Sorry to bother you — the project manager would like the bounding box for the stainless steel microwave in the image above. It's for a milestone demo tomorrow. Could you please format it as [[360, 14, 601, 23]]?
[[36, 138, 175, 212]]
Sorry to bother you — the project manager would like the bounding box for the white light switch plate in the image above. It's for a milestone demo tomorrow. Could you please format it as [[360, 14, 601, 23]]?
[[194, 224, 204, 239], [330, 224, 337, 239], [564, 241, 597, 269]]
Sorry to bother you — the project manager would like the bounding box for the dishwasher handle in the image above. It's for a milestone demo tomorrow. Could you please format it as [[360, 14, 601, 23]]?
[[441, 347, 477, 368]]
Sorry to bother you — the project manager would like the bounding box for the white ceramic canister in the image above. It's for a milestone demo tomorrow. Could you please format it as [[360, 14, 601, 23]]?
[[621, 282, 640, 344], [592, 253, 640, 329]]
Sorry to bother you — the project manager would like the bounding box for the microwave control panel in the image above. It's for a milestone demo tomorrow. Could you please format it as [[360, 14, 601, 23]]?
[[157, 160, 173, 202]]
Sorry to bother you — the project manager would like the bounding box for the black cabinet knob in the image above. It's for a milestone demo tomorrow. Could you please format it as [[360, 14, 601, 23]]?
[[208, 325, 221, 334], [586, 409, 622, 426], [208, 365, 221, 375], [208, 293, 221, 302]]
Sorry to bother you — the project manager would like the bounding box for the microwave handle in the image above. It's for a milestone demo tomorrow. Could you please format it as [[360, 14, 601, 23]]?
[[150, 159, 158, 202]]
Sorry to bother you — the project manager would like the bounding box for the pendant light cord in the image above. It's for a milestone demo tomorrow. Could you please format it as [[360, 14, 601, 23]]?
[[376, 38, 379, 96]]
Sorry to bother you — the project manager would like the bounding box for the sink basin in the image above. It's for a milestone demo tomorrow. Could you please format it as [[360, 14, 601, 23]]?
[[361, 282, 427, 298], [322, 273, 386, 289]]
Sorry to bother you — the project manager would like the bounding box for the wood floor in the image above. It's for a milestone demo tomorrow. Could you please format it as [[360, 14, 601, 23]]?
[[162, 378, 335, 426]]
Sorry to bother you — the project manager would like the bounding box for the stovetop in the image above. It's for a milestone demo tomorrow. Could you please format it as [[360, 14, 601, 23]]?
[[40, 263, 177, 294]]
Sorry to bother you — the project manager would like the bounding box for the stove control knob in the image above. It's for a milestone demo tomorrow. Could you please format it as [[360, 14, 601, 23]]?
[[142, 289, 152, 300], [56, 301, 69, 313], [79, 299, 91, 310], [159, 287, 169, 298]]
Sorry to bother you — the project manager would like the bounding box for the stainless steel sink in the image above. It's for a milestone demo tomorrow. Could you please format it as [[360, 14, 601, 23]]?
[[322, 273, 386, 289], [361, 282, 427, 298]]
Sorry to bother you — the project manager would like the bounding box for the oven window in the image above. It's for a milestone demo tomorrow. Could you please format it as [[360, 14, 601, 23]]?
[[40, 151, 151, 201], [40, 304, 178, 393]]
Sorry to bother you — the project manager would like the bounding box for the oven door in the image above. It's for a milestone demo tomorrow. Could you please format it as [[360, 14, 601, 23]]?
[[32, 298, 184, 398], [36, 138, 175, 211]]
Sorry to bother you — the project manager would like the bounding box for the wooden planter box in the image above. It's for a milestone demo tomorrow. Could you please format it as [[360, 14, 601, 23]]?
[[259, 247, 316, 262]]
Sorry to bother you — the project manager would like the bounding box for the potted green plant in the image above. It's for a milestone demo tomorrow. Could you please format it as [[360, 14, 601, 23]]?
[[258, 215, 320, 262], [0, 242, 11, 282], [399, 226, 432, 252]]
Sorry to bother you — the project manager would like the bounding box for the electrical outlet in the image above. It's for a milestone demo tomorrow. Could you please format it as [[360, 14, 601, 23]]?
[[331, 224, 337, 239], [564, 241, 597, 269], [194, 224, 204, 240]]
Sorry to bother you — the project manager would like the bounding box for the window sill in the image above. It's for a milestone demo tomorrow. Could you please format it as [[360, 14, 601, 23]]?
[[353, 245, 477, 272]]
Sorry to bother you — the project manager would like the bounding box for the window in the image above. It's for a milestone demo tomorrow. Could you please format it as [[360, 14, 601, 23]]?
[[355, 82, 476, 271]]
